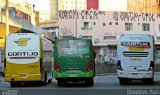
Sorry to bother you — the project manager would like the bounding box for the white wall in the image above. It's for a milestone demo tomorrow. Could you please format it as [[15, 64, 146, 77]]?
[[58, 10, 160, 45]]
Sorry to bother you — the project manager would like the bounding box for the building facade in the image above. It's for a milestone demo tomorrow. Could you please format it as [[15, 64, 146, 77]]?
[[127, 0, 160, 13], [58, 10, 160, 64], [87, 0, 98, 10], [99, 0, 127, 11], [50, 0, 86, 20], [39, 11, 50, 22], [0, 0, 39, 25], [50, 0, 128, 20], [0, 0, 44, 47], [39, 20, 59, 38], [50, 0, 58, 20]]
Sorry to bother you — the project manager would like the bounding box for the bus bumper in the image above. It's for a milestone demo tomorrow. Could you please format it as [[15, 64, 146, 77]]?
[[117, 70, 154, 79], [5, 74, 42, 82], [54, 71, 95, 79]]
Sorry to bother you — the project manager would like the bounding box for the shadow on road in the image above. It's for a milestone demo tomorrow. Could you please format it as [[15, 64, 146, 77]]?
[[10, 81, 52, 88], [55, 82, 94, 88], [119, 80, 160, 86]]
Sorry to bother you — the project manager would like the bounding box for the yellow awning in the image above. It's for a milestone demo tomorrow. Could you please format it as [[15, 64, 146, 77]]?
[[0, 22, 20, 47], [0, 22, 20, 39], [0, 39, 5, 47]]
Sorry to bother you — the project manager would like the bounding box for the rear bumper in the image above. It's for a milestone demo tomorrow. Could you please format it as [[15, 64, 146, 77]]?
[[5, 74, 42, 82], [54, 70, 95, 79], [117, 70, 154, 79]]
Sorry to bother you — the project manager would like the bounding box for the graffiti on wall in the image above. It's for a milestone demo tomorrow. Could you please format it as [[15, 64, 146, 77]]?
[[113, 12, 160, 22], [59, 10, 160, 38], [59, 10, 160, 21], [59, 10, 160, 22], [59, 10, 105, 20], [60, 27, 73, 36]]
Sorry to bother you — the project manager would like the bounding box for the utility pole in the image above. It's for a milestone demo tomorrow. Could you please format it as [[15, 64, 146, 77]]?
[[75, 0, 77, 37], [19, 20, 22, 33], [6, 0, 9, 36]]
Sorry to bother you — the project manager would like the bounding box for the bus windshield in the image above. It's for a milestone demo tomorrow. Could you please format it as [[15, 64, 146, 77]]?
[[58, 40, 89, 56]]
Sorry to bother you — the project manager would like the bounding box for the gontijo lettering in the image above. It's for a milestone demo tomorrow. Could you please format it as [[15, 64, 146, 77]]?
[[121, 41, 151, 48], [8, 52, 38, 57]]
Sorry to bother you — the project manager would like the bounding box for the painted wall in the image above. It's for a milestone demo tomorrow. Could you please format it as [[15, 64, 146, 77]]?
[[58, 10, 160, 45], [87, 0, 99, 10], [127, 0, 159, 13]]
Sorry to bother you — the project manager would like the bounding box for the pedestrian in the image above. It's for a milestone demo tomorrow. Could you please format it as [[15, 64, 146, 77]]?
[[99, 55, 103, 64], [104, 55, 109, 64]]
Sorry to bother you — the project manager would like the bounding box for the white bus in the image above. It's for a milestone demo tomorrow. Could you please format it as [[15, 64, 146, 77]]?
[[117, 34, 155, 85], [5, 33, 53, 87]]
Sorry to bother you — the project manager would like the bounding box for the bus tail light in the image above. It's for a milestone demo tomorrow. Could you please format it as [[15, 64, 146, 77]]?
[[4, 58, 6, 68], [87, 61, 92, 72], [117, 60, 123, 71], [54, 61, 60, 72], [40, 58, 43, 72], [148, 61, 154, 72]]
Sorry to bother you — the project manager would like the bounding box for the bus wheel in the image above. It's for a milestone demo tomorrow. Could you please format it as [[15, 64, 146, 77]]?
[[41, 72, 47, 85], [44, 72, 47, 83], [119, 78, 128, 85], [144, 78, 154, 85], [86, 78, 94, 86], [48, 79, 52, 83], [10, 82, 17, 87], [57, 80, 63, 87], [119, 79, 124, 85]]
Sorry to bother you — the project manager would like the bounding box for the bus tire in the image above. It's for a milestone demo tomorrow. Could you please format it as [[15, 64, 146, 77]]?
[[119, 79, 124, 85], [86, 78, 94, 86], [144, 78, 154, 85], [57, 80, 63, 87], [119, 78, 128, 85], [44, 72, 47, 83], [10, 82, 17, 87], [48, 71, 53, 83], [41, 72, 47, 85], [48, 79, 52, 83]]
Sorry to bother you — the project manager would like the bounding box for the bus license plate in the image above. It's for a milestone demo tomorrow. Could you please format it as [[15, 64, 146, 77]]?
[[132, 73, 138, 75], [20, 74, 27, 78], [69, 74, 77, 77], [69, 70, 80, 73]]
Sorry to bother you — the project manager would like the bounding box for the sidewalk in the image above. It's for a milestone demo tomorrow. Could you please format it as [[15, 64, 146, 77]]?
[[0, 76, 4, 82]]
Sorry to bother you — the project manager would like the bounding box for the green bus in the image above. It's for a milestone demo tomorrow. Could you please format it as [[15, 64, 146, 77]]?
[[53, 37, 95, 86]]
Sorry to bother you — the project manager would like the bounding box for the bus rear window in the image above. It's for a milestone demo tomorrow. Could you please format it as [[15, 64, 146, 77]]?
[[58, 40, 89, 55]]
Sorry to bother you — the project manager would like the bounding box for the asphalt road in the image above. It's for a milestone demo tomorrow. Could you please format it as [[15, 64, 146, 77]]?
[[0, 73, 160, 95]]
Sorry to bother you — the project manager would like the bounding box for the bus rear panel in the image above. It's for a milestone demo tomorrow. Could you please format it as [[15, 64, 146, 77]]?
[[5, 33, 53, 87], [117, 34, 155, 85], [54, 37, 95, 86]]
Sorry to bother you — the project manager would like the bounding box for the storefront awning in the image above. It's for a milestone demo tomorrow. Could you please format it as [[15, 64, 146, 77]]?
[[155, 41, 160, 45], [93, 42, 117, 47]]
